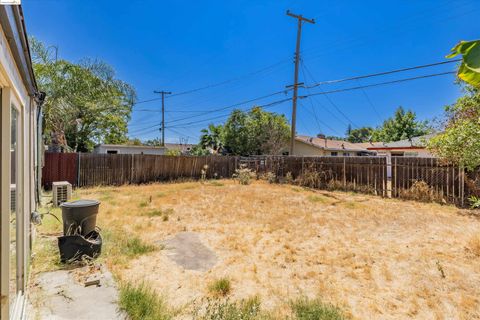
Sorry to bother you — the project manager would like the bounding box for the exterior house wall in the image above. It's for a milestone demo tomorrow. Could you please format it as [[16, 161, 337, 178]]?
[[93, 145, 167, 155], [294, 141, 327, 156], [0, 7, 38, 319]]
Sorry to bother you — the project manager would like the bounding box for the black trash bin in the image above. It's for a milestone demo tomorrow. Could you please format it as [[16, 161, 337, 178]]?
[[60, 199, 100, 236]]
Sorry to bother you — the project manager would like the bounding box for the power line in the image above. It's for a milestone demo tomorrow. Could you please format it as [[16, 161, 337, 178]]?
[[356, 79, 383, 122], [133, 60, 290, 106], [302, 62, 359, 128], [304, 59, 460, 89], [165, 89, 291, 125], [300, 71, 456, 99]]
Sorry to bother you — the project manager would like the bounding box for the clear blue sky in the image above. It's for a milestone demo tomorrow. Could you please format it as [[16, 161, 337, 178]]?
[[23, 0, 479, 144]]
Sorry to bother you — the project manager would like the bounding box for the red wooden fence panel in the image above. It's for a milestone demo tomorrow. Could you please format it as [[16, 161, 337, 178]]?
[[42, 152, 78, 189]]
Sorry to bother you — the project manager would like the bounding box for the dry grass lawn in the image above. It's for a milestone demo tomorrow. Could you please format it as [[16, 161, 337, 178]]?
[[46, 180, 480, 319]]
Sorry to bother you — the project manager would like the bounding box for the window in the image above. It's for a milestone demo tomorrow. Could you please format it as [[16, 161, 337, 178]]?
[[106, 150, 118, 154], [331, 152, 338, 156], [343, 152, 350, 156], [9, 104, 20, 309]]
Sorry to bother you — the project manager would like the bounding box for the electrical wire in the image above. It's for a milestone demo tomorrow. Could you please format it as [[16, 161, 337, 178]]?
[[300, 71, 456, 99], [304, 59, 460, 89]]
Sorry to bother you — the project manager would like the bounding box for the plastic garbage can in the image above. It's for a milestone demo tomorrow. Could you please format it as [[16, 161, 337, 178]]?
[[60, 199, 100, 236]]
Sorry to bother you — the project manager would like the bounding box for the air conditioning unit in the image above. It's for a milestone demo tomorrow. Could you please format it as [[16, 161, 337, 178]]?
[[10, 184, 16, 212], [53, 181, 72, 206]]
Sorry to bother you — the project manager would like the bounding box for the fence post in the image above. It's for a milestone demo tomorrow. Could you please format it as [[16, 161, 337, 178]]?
[[130, 154, 134, 184], [343, 157, 346, 190], [76, 153, 81, 187]]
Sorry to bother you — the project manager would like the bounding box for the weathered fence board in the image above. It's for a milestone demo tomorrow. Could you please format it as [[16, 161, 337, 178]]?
[[42, 152, 78, 189]]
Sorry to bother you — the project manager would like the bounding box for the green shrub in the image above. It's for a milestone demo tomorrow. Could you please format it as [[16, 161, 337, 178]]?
[[469, 195, 480, 209], [208, 278, 232, 296], [291, 297, 346, 320], [119, 282, 171, 320]]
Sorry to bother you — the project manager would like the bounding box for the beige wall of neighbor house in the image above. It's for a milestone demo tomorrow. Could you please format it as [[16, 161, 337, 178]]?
[[93, 143, 195, 155], [0, 5, 41, 319], [294, 136, 376, 156]]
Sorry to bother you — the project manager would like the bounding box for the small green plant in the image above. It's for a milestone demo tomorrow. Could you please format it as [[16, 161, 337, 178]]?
[[209, 181, 224, 187], [208, 278, 232, 297], [122, 237, 156, 257], [307, 195, 327, 203], [119, 282, 172, 320], [139, 200, 149, 208], [233, 164, 255, 185], [144, 208, 173, 221], [291, 297, 346, 320], [469, 195, 480, 209], [166, 149, 181, 156]]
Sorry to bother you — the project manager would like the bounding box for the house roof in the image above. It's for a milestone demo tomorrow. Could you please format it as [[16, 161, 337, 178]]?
[[295, 135, 372, 152], [0, 5, 38, 96], [366, 133, 436, 150]]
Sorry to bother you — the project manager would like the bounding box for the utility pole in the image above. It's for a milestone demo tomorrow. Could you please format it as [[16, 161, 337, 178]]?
[[286, 10, 315, 155], [153, 90, 172, 146]]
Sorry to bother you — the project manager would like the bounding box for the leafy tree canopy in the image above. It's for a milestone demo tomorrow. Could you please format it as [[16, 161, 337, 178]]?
[[200, 124, 224, 153], [31, 37, 136, 152], [447, 40, 480, 87], [371, 106, 431, 142], [196, 107, 290, 156], [347, 127, 374, 143], [428, 86, 480, 170]]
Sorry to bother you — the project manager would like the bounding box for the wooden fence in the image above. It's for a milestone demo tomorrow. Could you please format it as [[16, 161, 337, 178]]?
[[42, 153, 474, 206], [240, 156, 388, 196], [43, 153, 238, 188]]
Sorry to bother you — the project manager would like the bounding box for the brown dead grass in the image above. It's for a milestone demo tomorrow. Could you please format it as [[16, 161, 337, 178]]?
[[76, 180, 480, 319]]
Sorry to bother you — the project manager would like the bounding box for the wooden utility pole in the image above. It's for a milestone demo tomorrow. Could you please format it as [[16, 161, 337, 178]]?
[[153, 90, 171, 146], [286, 10, 315, 155]]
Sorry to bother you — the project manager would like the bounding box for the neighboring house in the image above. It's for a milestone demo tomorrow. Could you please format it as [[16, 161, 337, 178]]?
[[366, 134, 436, 178], [0, 5, 44, 319], [365, 134, 436, 157], [93, 143, 194, 155], [294, 135, 376, 156]]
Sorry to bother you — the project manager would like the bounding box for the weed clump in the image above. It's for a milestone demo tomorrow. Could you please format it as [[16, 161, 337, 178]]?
[[119, 282, 171, 320], [291, 297, 346, 320], [196, 296, 263, 320], [208, 278, 232, 297], [144, 208, 174, 221], [399, 180, 444, 203], [233, 165, 255, 185], [122, 237, 156, 257]]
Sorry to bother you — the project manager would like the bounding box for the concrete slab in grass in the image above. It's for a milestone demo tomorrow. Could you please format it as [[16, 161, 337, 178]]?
[[162, 232, 217, 271], [33, 266, 126, 320]]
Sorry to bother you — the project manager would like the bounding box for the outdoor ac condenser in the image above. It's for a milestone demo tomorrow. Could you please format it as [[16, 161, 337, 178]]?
[[53, 181, 72, 206]]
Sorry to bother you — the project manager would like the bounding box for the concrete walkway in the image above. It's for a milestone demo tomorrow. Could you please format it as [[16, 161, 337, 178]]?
[[33, 265, 126, 320]]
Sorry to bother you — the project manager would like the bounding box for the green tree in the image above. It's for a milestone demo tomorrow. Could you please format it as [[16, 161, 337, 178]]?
[[428, 86, 480, 170], [372, 106, 430, 142], [347, 127, 374, 143], [189, 144, 211, 156], [31, 37, 136, 152], [447, 40, 480, 87], [143, 138, 162, 146], [218, 107, 290, 156], [199, 124, 224, 153]]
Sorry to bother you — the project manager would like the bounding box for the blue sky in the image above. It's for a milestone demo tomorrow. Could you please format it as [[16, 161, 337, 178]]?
[[23, 0, 479, 144]]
